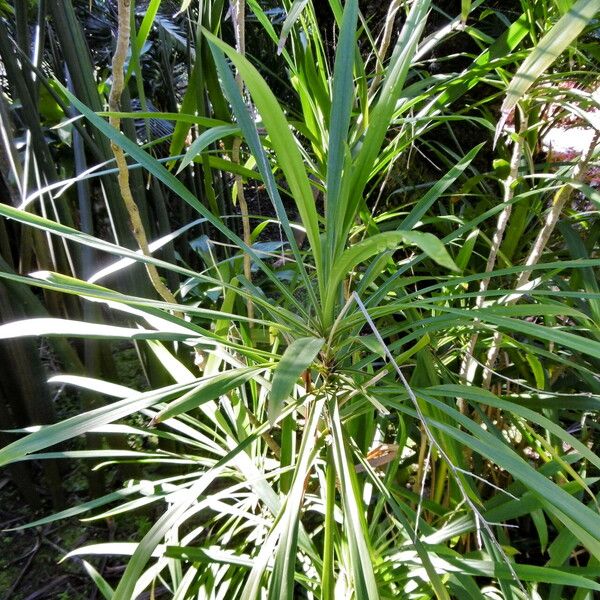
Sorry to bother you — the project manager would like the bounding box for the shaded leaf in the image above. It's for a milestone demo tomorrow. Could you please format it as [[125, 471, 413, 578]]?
[[269, 337, 324, 422]]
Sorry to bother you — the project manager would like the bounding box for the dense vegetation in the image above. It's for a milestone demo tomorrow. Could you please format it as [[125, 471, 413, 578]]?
[[0, 0, 599, 598]]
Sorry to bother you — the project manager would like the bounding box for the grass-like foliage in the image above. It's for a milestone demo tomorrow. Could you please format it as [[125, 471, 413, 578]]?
[[0, 0, 599, 598]]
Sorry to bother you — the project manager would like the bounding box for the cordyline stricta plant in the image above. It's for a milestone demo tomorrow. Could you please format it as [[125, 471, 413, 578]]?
[[0, 0, 599, 598]]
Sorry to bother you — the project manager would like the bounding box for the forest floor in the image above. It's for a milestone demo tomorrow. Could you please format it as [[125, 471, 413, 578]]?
[[0, 343, 154, 600], [0, 475, 101, 600]]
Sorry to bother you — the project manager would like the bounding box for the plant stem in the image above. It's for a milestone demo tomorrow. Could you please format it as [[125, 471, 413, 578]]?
[[368, 0, 402, 100], [321, 447, 336, 600], [109, 0, 178, 308], [482, 129, 599, 388], [460, 111, 528, 394]]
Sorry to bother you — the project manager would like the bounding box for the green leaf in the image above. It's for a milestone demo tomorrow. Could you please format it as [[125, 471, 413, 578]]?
[[428, 385, 600, 472], [204, 30, 322, 279], [177, 124, 240, 173], [100, 110, 229, 129], [277, 0, 310, 54], [345, 0, 430, 233], [112, 470, 221, 600], [82, 561, 115, 600], [0, 318, 194, 342], [243, 398, 325, 600], [125, 0, 161, 83], [268, 399, 324, 600], [325, 230, 458, 320], [150, 367, 261, 425], [0, 380, 198, 467], [89, 218, 206, 284], [269, 337, 324, 423], [166, 546, 254, 568], [436, 555, 600, 591], [400, 231, 460, 272], [531, 508, 549, 553], [461, 0, 471, 23], [358, 335, 385, 357], [7, 473, 198, 530], [325, 0, 359, 271], [419, 393, 600, 559], [207, 39, 321, 312], [49, 375, 133, 397], [400, 144, 483, 231], [357, 231, 454, 280], [329, 400, 380, 599], [56, 81, 308, 318]]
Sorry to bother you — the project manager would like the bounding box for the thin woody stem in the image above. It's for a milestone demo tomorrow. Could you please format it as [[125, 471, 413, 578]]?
[[109, 0, 178, 309], [459, 110, 528, 395], [482, 129, 599, 388], [368, 0, 402, 100], [515, 129, 599, 290]]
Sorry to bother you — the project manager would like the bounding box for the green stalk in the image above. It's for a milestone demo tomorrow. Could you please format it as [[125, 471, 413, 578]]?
[[432, 458, 448, 506], [108, 0, 179, 309], [321, 448, 337, 600], [280, 414, 295, 494]]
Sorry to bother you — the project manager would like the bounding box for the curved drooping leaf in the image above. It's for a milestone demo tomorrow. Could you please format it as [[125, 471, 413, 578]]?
[[150, 367, 263, 425], [277, 0, 310, 54], [204, 30, 322, 276], [0, 381, 199, 467], [0, 317, 196, 341], [177, 124, 240, 173]]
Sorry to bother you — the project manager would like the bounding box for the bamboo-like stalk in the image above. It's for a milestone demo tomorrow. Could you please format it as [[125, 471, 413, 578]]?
[[482, 129, 599, 388], [109, 0, 178, 308], [459, 112, 528, 395], [48, 0, 153, 297]]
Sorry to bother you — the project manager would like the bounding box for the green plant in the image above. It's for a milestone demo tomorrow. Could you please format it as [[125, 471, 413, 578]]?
[[1, 0, 599, 598]]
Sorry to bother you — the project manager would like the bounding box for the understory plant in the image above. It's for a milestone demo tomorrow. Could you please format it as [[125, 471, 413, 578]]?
[[1, 0, 600, 598]]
